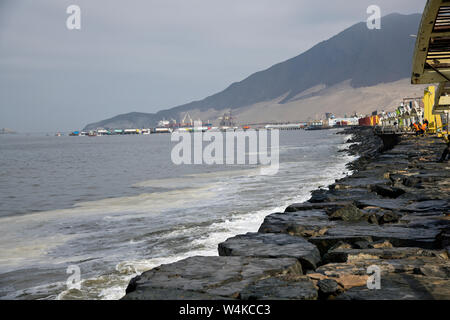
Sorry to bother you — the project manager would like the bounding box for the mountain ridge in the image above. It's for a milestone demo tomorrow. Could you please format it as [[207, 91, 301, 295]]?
[[84, 13, 422, 130]]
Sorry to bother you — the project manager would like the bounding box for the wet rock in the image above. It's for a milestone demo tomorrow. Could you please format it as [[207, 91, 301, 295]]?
[[122, 256, 302, 300], [218, 232, 321, 270], [309, 223, 440, 254], [239, 275, 318, 300]]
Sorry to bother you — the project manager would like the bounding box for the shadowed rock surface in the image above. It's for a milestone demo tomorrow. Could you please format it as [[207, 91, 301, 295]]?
[[239, 276, 318, 300], [123, 256, 303, 300], [323, 247, 448, 264], [336, 274, 450, 300], [218, 232, 321, 270], [258, 210, 336, 238], [317, 278, 340, 298]]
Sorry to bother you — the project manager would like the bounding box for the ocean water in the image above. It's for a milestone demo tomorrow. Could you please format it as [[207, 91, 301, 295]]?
[[0, 130, 355, 300]]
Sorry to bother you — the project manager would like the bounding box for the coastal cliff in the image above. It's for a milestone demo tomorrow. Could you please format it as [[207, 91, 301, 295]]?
[[123, 128, 450, 300]]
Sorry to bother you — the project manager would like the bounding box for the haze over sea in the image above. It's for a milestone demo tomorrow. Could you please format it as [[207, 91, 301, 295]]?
[[0, 130, 355, 299]]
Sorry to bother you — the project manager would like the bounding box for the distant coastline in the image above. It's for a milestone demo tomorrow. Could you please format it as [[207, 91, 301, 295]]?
[[0, 128, 17, 135]]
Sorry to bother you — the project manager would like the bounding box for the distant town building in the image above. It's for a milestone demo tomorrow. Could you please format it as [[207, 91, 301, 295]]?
[[219, 111, 235, 127]]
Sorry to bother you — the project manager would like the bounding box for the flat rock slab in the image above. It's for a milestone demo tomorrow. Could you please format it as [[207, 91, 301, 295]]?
[[336, 274, 450, 300], [285, 202, 353, 213], [310, 223, 439, 253], [401, 215, 450, 231], [315, 257, 450, 278], [328, 205, 365, 222], [122, 256, 302, 300], [218, 232, 321, 270], [403, 200, 449, 212], [309, 188, 382, 203], [323, 247, 448, 264], [259, 210, 337, 238], [331, 178, 390, 190], [239, 276, 317, 300], [355, 199, 410, 211], [355, 199, 450, 213], [122, 288, 229, 300]]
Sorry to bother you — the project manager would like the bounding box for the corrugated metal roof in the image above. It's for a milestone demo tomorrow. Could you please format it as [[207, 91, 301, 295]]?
[[412, 0, 450, 114], [412, 0, 450, 84]]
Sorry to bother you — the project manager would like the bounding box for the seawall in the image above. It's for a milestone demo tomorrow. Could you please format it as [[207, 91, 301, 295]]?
[[122, 127, 450, 300]]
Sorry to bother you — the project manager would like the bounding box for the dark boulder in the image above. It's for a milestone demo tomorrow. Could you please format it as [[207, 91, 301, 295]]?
[[218, 232, 321, 270], [317, 279, 340, 299], [239, 276, 318, 300], [122, 256, 302, 300]]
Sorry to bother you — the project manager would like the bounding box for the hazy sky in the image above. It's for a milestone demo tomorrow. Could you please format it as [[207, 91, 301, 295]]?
[[0, 0, 426, 132]]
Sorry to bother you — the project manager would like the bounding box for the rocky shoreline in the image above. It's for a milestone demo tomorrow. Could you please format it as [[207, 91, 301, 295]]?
[[123, 127, 450, 300]]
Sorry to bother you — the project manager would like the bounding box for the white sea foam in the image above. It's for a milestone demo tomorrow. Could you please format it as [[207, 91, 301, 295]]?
[[91, 150, 356, 300], [2, 131, 358, 300]]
